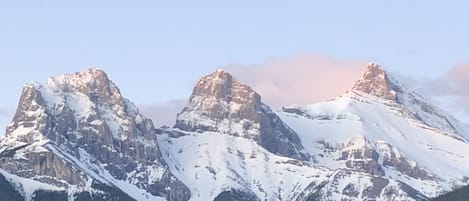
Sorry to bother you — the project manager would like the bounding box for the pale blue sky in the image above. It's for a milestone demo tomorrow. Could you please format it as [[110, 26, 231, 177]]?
[[1, 1, 469, 130]]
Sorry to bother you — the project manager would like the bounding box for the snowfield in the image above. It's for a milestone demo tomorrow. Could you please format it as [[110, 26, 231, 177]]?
[[279, 89, 469, 197]]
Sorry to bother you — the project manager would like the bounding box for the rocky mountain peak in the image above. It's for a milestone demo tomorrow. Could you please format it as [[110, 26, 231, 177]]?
[[175, 69, 262, 132], [190, 68, 259, 107], [6, 68, 136, 142], [1, 68, 191, 200], [175, 69, 309, 161], [47, 68, 123, 106], [350, 63, 464, 136], [352, 62, 397, 100]]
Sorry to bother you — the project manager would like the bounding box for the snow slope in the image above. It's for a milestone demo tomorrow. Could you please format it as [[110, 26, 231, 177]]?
[[278, 68, 469, 197], [157, 128, 425, 201]]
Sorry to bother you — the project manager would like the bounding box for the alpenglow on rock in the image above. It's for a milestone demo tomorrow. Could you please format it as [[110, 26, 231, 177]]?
[[352, 62, 397, 100], [0, 68, 190, 201], [351, 62, 466, 137], [175, 69, 310, 160]]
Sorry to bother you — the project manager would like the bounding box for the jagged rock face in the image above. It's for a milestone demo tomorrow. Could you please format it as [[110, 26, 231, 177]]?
[[339, 137, 385, 177], [353, 62, 397, 100], [175, 69, 309, 160], [337, 136, 433, 180], [175, 69, 262, 132], [0, 149, 82, 186], [0, 68, 190, 201]]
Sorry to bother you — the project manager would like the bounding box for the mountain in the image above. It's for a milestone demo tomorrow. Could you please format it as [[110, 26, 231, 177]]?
[[1, 65, 468, 201], [279, 62, 469, 199], [174, 69, 309, 161], [0, 68, 190, 201], [156, 68, 432, 201]]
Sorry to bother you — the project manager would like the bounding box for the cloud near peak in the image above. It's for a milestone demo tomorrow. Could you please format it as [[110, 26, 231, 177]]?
[[439, 64, 469, 113], [227, 54, 367, 108], [139, 54, 368, 127], [137, 56, 469, 126]]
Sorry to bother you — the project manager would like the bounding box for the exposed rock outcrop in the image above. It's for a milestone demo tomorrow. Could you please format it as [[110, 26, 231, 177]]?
[[352, 62, 397, 100], [337, 136, 433, 180], [175, 69, 309, 160]]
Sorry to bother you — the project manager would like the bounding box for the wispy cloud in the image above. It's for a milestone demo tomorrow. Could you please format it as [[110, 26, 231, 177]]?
[[136, 58, 469, 126], [138, 100, 187, 128], [446, 64, 469, 98], [227, 54, 367, 108], [414, 63, 469, 122]]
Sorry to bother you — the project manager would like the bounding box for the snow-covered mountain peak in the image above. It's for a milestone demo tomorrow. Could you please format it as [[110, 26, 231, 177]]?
[[50, 67, 108, 84], [46, 68, 124, 107], [175, 69, 259, 132], [352, 62, 397, 100], [1, 68, 191, 201], [175, 69, 267, 131], [5, 69, 141, 141], [337, 62, 469, 139], [175, 69, 309, 160], [190, 68, 257, 105], [278, 63, 469, 199]]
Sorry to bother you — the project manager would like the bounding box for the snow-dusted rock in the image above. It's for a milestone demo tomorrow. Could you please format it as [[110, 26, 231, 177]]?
[[0, 68, 190, 201], [352, 62, 397, 100], [175, 69, 309, 161]]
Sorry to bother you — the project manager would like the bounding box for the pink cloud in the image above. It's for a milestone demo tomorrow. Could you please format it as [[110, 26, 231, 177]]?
[[445, 64, 469, 107], [227, 54, 367, 107], [138, 59, 469, 126], [448, 64, 469, 91], [139, 55, 367, 127], [139, 55, 366, 127], [416, 63, 469, 122]]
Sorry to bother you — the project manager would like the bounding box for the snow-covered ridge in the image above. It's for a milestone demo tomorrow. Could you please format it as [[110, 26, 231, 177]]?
[[279, 63, 469, 198]]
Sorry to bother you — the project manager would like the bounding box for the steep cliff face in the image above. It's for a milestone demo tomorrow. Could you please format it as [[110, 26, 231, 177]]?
[[175, 69, 309, 161], [352, 62, 397, 100], [0, 68, 190, 201]]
